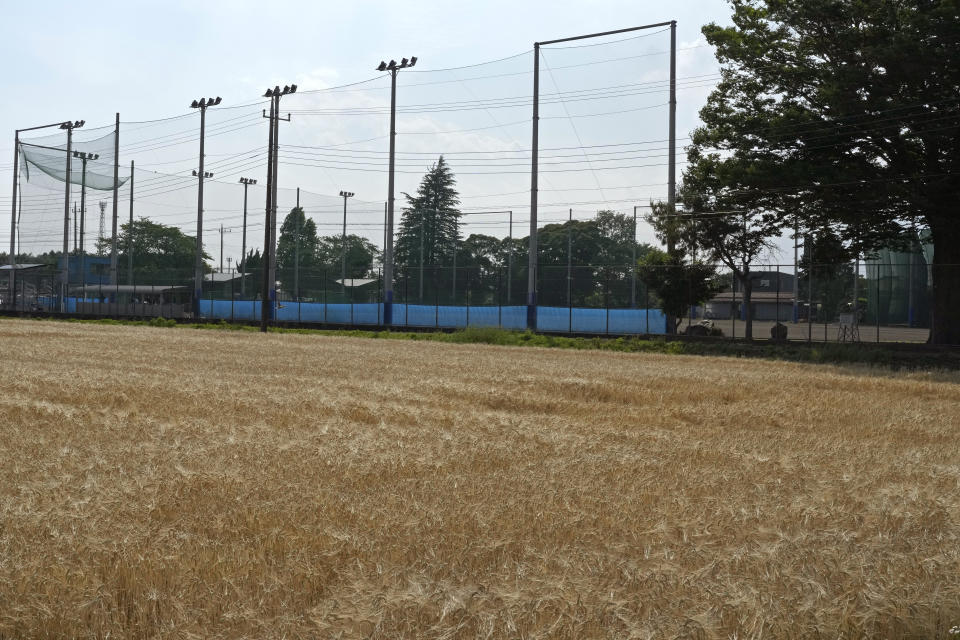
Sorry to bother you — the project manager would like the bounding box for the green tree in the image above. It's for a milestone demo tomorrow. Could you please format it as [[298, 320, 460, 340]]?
[[798, 228, 855, 322], [457, 234, 505, 304], [276, 207, 320, 296], [638, 248, 719, 333], [395, 156, 461, 300], [96, 217, 209, 284], [316, 234, 379, 280], [241, 248, 262, 274], [691, 0, 960, 343], [534, 210, 652, 307]]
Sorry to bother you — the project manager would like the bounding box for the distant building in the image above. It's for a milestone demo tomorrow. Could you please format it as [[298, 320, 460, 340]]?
[[58, 255, 110, 286], [705, 271, 795, 321]]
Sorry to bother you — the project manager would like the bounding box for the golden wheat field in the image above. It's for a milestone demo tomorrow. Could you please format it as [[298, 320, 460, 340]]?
[[0, 318, 959, 639]]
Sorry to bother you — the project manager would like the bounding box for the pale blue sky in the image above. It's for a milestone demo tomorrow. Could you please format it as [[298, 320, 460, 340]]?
[[3, 0, 756, 266]]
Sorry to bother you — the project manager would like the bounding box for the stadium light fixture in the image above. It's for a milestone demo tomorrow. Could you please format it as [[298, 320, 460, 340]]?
[[373, 53, 418, 326], [189, 93, 222, 317]]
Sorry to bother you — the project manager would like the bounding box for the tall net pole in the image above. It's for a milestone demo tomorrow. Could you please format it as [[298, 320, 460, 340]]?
[[9, 133, 18, 307], [261, 95, 276, 332], [61, 126, 74, 311], [110, 113, 119, 285]]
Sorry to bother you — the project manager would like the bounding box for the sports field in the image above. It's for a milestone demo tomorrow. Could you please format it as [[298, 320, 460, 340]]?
[[0, 318, 957, 638]]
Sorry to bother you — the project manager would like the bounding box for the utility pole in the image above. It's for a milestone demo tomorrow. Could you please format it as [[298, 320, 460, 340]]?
[[376, 56, 417, 326], [295, 188, 302, 300], [451, 233, 457, 302], [567, 208, 573, 310], [632, 205, 638, 308], [507, 210, 513, 304], [59, 120, 85, 310], [74, 150, 99, 289], [528, 42, 540, 330], [339, 190, 354, 291], [419, 208, 425, 302], [189, 95, 222, 317], [529, 21, 673, 330], [110, 112, 120, 285], [128, 160, 134, 285], [73, 203, 77, 252], [260, 84, 295, 332], [239, 177, 256, 296]]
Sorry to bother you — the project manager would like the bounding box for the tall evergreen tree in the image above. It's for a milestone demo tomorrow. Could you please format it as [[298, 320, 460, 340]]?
[[394, 156, 461, 287], [276, 207, 320, 293]]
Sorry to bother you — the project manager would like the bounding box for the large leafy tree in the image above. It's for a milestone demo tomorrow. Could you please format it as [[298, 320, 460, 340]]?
[[535, 210, 651, 306], [690, 0, 960, 343], [316, 234, 379, 279], [638, 248, 719, 333], [394, 156, 461, 299], [276, 207, 320, 293], [96, 217, 209, 284]]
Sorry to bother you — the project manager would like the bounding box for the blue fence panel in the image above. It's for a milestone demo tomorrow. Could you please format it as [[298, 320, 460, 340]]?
[[466, 306, 501, 328], [437, 305, 468, 328], [353, 303, 381, 325], [231, 300, 259, 321], [500, 306, 527, 330], [403, 304, 439, 327], [165, 297, 666, 334], [295, 302, 325, 323], [606, 308, 667, 334], [322, 303, 351, 324], [536, 306, 572, 333]]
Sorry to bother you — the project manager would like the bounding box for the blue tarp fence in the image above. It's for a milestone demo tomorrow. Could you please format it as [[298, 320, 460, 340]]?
[[36, 297, 667, 334], [197, 300, 667, 334]]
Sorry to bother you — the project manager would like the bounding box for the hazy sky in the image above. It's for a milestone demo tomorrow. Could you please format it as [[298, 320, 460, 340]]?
[[3, 0, 756, 267]]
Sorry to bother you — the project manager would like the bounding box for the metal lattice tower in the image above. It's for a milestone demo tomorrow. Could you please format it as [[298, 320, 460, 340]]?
[[98, 201, 107, 254]]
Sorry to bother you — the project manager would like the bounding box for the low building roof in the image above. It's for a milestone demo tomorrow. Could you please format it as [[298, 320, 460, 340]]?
[[0, 263, 45, 271], [69, 284, 187, 294], [709, 291, 796, 303], [335, 278, 377, 288]]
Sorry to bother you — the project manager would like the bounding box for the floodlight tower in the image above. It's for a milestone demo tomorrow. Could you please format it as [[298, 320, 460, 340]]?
[[189, 95, 222, 317], [260, 84, 295, 332], [238, 177, 257, 295], [375, 56, 417, 327], [73, 150, 99, 289], [59, 120, 85, 309], [339, 190, 354, 289]]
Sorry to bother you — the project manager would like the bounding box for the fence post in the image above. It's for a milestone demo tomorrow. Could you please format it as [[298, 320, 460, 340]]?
[[497, 267, 502, 328], [645, 281, 650, 335], [605, 269, 610, 335], [732, 270, 737, 340], [876, 265, 881, 343], [808, 260, 813, 343], [435, 268, 439, 329]]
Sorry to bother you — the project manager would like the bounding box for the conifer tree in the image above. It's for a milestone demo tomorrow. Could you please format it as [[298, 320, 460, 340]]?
[[394, 156, 461, 277]]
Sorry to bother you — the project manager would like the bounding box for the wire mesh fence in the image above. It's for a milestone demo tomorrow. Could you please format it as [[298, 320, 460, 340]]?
[[2, 261, 950, 344]]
